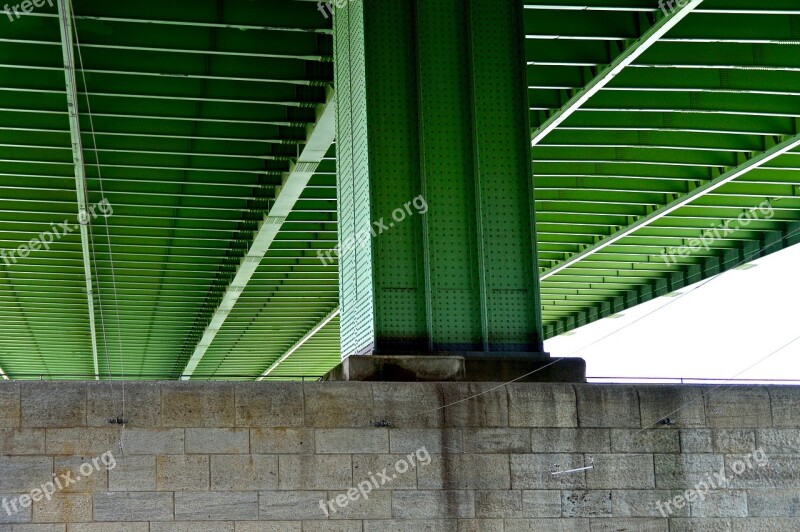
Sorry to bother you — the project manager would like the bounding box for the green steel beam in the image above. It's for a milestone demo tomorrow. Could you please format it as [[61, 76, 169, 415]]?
[[181, 89, 335, 379], [530, 0, 703, 146], [540, 132, 800, 280], [56, 0, 98, 379], [257, 306, 339, 380]]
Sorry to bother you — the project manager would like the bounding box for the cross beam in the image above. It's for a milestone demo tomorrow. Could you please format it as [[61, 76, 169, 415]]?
[[257, 307, 340, 381], [57, 0, 100, 380], [530, 0, 703, 146], [540, 133, 800, 280], [181, 89, 336, 379]]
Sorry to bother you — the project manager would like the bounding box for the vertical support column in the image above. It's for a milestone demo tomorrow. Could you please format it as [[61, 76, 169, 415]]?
[[334, 0, 545, 358]]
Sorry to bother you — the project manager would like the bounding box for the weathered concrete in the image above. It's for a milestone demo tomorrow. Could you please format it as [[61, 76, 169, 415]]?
[[323, 354, 586, 382], [0, 381, 798, 529]]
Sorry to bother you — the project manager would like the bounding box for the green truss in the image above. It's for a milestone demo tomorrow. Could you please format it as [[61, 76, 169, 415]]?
[[0, 0, 797, 379]]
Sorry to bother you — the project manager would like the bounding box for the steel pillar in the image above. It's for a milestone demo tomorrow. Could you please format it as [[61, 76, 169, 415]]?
[[334, 0, 546, 357]]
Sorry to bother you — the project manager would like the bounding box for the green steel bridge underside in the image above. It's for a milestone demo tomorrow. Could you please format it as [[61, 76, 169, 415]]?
[[0, 0, 797, 379]]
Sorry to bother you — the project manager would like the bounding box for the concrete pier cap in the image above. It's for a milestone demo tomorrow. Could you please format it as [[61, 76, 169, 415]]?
[[323, 354, 586, 382]]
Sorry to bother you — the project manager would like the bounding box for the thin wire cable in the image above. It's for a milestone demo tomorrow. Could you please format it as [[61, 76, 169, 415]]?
[[68, 0, 127, 443], [57, 0, 116, 421]]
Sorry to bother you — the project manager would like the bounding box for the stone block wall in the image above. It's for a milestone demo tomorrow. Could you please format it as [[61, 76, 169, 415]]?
[[0, 381, 798, 530]]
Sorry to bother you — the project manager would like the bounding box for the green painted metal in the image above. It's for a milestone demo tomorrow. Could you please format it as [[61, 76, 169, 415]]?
[[0, 0, 799, 378], [525, 1, 800, 337], [0, 0, 338, 380], [334, 0, 544, 356]]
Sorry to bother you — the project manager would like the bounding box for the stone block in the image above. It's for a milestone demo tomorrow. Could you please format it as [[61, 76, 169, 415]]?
[[668, 519, 732, 531], [304, 383, 373, 428], [0, 384, 19, 428], [87, 382, 161, 427], [561, 490, 611, 518], [156, 455, 209, 491], [440, 384, 508, 428], [704, 388, 771, 428], [327, 489, 391, 519], [278, 455, 352, 490], [121, 428, 184, 455], [474, 490, 522, 518], [417, 455, 509, 489], [510, 454, 586, 490], [725, 454, 800, 488], [712, 430, 755, 453], [257, 491, 327, 520], [586, 453, 655, 489], [506, 384, 578, 428], [655, 454, 725, 489], [152, 524, 234, 532], [160, 382, 235, 428], [316, 429, 389, 454], [389, 429, 462, 454], [210, 455, 278, 491], [45, 429, 119, 456], [175, 492, 258, 521], [363, 520, 457, 532], [68, 524, 149, 532], [613, 489, 689, 518], [691, 490, 748, 518], [463, 428, 530, 453], [352, 454, 418, 490], [108, 455, 155, 491], [638, 386, 707, 428], [755, 429, 800, 453], [392, 490, 474, 519], [521, 490, 562, 518], [681, 430, 714, 453], [250, 428, 314, 454], [0, 457, 53, 492], [234, 383, 304, 427], [92, 492, 173, 521], [185, 428, 249, 454], [589, 519, 667, 531], [371, 383, 444, 428], [456, 519, 503, 532], [234, 523, 299, 532], [53, 456, 109, 493], [504, 519, 590, 532], [31, 494, 91, 523], [575, 385, 640, 428], [732, 518, 800, 531], [301, 522, 362, 532], [768, 387, 800, 427], [0, 491, 31, 523], [21, 383, 85, 428], [0, 430, 44, 455], [610, 428, 679, 453], [530, 428, 609, 453]]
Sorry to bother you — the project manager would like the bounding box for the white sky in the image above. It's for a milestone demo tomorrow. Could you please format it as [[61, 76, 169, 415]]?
[[544, 243, 800, 384]]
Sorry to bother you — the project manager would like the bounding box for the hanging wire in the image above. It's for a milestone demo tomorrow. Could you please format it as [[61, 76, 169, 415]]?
[[66, 0, 127, 449]]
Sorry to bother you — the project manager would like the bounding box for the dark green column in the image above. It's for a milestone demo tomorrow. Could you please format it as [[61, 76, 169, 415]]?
[[334, 0, 545, 357]]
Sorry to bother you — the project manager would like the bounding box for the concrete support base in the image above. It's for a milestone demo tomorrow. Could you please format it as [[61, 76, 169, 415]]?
[[322, 354, 586, 382]]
